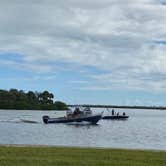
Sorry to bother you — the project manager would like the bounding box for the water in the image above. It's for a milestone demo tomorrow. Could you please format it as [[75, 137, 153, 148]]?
[[0, 109, 166, 150]]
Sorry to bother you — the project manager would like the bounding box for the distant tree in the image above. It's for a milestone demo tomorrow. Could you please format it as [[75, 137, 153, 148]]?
[[54, 101, 68, 110], [0, 90, 8, 101], [0, 89, 68, 110], [0, 90, 10, 108], [9, 89, 19, 95], [19, 90, 27, 101], [27, 91, 37, 101], [39, 91, 54, 104]]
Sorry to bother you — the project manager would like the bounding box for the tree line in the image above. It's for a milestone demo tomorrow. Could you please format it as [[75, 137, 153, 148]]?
[[0, 89, 68, 110]]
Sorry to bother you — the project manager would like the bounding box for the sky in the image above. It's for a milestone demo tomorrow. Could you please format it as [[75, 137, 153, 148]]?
[[0, 0, 166, 106]]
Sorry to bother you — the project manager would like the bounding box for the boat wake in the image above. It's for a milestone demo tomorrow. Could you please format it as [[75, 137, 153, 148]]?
[[0, 119, 40, 124], [20, 119, 39, 124]]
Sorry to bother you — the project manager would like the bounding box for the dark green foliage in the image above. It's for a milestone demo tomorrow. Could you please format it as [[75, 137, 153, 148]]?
[[54, 101, 69, 110], [0, 89, 68, 110]]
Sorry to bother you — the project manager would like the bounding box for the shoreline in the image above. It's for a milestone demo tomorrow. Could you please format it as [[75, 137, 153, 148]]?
[[0, 109, 66, 111], [69, 104, 166, 110], [1, 105, 166, 111], [1, 144, 166, 152]]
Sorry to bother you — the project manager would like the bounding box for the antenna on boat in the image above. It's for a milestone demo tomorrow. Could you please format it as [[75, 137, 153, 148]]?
[[106, 107, 111, 113]]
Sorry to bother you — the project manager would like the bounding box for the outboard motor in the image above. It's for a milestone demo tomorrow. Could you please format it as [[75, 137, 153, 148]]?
[[42, 116, 49, 124]]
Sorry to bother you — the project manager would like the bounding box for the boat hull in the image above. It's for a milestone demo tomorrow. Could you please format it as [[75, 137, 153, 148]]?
[[43, 114, 102, 124], [102, 115, 129, 120]]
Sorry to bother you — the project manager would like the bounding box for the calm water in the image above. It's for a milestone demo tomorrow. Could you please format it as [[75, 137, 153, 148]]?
[[0, 109, 166, 150]]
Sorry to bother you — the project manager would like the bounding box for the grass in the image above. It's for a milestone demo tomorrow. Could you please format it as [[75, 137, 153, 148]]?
[[0, 146, 166, 166]]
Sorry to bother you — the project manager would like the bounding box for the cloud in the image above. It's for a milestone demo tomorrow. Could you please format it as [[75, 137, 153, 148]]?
[[0, 0, 166, 92], [0, 59, 52, 73]]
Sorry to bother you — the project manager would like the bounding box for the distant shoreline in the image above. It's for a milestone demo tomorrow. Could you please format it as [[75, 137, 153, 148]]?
[[68, 104, 166, 110]]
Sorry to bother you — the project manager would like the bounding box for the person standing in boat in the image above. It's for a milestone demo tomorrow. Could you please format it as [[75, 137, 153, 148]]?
[[112, 109, 115, 115], [73, 107, 82, 117]]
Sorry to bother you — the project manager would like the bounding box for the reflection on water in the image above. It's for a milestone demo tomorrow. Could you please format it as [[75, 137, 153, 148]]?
[[0, 109, 166, 150]]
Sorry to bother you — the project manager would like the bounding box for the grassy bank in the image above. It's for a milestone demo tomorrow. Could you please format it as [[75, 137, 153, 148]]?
[[0, 146, 166, 166]]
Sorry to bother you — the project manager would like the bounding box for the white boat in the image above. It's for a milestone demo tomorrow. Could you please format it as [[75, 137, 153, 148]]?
[[43, 107, 102, 124]]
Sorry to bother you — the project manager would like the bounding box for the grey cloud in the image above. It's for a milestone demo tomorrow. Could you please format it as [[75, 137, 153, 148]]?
[[0, 0, 166, 91]]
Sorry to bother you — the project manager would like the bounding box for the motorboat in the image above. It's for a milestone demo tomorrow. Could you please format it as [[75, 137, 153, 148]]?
[[42, 107, 102, 124], [102, 109, 129, 120]]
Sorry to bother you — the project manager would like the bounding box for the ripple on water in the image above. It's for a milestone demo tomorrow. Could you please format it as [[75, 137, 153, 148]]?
[[0, 109, 166, 150]]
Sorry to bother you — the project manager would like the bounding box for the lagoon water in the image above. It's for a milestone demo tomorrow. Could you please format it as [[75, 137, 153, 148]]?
[[0, 109, 166, 150]]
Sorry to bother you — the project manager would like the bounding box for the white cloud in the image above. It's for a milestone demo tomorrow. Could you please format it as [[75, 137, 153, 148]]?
[[0, 0, 166, 92], [0, 59, 52, 73]]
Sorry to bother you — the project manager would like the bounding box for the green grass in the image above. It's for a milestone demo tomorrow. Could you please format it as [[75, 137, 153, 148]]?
[[0, 146, 166, 166]]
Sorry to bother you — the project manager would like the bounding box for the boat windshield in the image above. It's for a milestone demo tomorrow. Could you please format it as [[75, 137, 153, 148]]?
[[66, 107, 92, 117]]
